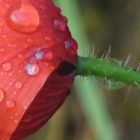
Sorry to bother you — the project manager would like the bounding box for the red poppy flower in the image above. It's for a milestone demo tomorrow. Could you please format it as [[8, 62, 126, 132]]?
[[0, 0, 77, 139]]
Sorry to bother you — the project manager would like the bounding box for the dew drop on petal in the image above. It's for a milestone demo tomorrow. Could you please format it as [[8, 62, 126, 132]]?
[[15, 113, 18, 116], [24, 63, 40, 76], [15, 81, 22, 89], [64, 40, 77, 55], [10, 116, 13, 120], [34, 49, 53, 61], [53, 18, 66, 31], [23, 105, 27, 110], [2, 35, 7, 39], [14, 119, 18, 124], [8, 4, 40, 33], [0, 88, 4, 103], [6, 100, 15, 108], [45, 51, 53, 60], [2, 62, 12, 72], [44, 36, 51, 41], [34, 50, 45, 60], [8, 72, 13, 76], [17, 54, 23, 59], [0, 48, 5, 52], [27, 38, 33, 43]]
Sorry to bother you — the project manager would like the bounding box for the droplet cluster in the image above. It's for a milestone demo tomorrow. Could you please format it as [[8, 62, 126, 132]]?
[[0, 0, 77, 139]]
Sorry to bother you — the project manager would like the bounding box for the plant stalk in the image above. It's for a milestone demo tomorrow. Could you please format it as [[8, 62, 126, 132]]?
[[76, 56, 140, 87]]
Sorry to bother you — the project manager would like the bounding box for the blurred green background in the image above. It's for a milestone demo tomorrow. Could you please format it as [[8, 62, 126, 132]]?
[[24, 0, 140, 140]]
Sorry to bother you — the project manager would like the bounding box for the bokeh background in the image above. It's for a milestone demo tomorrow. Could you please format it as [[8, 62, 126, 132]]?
[[24, 0, 140, 140]]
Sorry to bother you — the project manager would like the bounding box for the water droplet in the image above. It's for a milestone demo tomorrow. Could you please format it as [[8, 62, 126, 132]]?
[[0, 48, 5, 52], [23, 105, 27, 110], [15, 113, 18, 116], [18, 70, 22, 73], [8, 4, 40, 33], [15, 81, 22, 89], [53, 18, 66, 31], [45, 51, 53, 60], [23, 44, 28, 48], [64, 40, 77, 55], [24, 63, 40, 76], [2, 35, 7, 39], [17, 54, 23, 59], [6, 4, 10, 8], [0, 72, 4, 76], [27, 38, 33, 42], [6, 100, 15, 108], [33, 49, 53, 61], [9, 82, 13, 86], [0, 88, 4, 103], [10, 116, 13, 120], [34, 50, 45, 60], [44, 36, 51, 41], [8, 72, 13, 76], [7, 43, 12, 47], [14, 119, 18, 123], [2, 62, 12, 72]]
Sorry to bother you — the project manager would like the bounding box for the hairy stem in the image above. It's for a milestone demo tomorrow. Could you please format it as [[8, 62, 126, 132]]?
[[76, 56, 140, 87]]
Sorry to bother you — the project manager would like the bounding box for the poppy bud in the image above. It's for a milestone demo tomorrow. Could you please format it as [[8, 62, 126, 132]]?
[[0, 0, 77, 139]]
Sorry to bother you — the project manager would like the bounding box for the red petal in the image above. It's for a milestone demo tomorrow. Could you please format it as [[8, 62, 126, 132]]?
[[0, 51, 56, 140], [0, 0, 77, 139], [11, 69, 75, 140]]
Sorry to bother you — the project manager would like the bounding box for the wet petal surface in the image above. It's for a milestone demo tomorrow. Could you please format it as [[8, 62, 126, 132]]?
[[0, 0, 77, 140]]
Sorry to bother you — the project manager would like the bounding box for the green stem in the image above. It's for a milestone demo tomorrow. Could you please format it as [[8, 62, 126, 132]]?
[[76, 56, 140, 87]]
